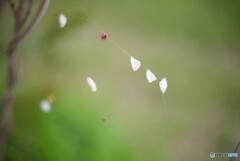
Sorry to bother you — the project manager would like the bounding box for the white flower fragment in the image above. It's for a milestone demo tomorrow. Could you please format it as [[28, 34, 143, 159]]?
[[40, 100, 51, 113], [86, 77, 97, 92], [130, 56, 141, 71], [146, 69, 157, 83], [58, 13, 67, 28], [159, 78, 167, 94]]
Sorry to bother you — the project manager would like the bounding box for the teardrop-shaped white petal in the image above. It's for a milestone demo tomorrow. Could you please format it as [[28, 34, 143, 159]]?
[[130, 56, 141, 71], [86, 77, 97, 92], [159, 78, 167, 94], [146, 69, 157, 83], [58, 14, 67, 28], [40, 100, 51, 113]]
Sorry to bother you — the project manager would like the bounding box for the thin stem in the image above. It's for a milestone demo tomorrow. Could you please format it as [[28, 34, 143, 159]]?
[[0, 43, 18, 161], [0, 0, 49, 160], [108, 39, 131, 57], [13, 0, 50, 44], [17, 0, 27, 13], [161, 94, 166, 109], [19, 0, 32, 29]]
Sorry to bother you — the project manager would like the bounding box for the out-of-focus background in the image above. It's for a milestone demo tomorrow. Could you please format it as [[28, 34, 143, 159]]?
[[0, 0, 240, 161]]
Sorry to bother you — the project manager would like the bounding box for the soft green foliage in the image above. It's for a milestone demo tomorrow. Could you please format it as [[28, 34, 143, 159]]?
[[0, 0, 240, 161], [6, 87, 132, 161]]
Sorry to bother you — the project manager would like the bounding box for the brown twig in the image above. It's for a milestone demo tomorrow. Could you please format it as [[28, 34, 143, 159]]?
[[18, 0, 32, 29], [0, 0, 49, 160], [16, 0, 28, 27], [14, 0, 49, 43]]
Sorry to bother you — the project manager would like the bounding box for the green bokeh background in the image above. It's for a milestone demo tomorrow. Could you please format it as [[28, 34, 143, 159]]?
[[0, 0, 240, 161]]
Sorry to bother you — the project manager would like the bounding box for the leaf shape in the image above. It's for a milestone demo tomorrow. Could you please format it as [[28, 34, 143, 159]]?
[[86, 77, 97, 92], [130, 56, 141, 71], [58, 13, 67, 28], [146, 69, 157, 83], [40, 100, 51, 113], [159, 78, 167, 94]]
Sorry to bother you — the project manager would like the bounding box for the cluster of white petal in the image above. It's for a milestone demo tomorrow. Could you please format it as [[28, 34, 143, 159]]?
[[130, 56, 168, 94]]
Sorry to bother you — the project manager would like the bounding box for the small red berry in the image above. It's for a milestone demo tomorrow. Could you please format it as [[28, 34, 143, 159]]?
[[100, 32, 108, 40]]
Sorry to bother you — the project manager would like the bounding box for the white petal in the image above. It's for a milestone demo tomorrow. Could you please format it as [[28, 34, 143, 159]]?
[[58, 14, 67, 28], [130, 56, 141, 71], [86, 77, 97, 92], [159, 78, 167, 94], [40, 100, 51, 113], [146, 69, 157, 83]]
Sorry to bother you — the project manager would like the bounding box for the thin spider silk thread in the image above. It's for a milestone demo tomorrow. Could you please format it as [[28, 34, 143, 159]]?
[[103, 34, 168, 108], [162, 94, 167, 110], [108, 39, 130, 57], [110, 37, 168, 108]]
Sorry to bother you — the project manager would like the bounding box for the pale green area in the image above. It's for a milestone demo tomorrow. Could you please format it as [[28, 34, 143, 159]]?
[[0, 0, 240, 161]]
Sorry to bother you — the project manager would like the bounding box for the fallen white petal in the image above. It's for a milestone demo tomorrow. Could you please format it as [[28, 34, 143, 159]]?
[[58, 14, 67, 28], [86, 77, 97, 92], [130, 56, 141, 71], [40, 100, 51, 113], [159, 78, 167, 94], [146, 69, 157, 83]]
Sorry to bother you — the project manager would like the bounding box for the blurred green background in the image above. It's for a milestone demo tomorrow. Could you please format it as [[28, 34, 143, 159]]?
[[0, 0, 240, 161]]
